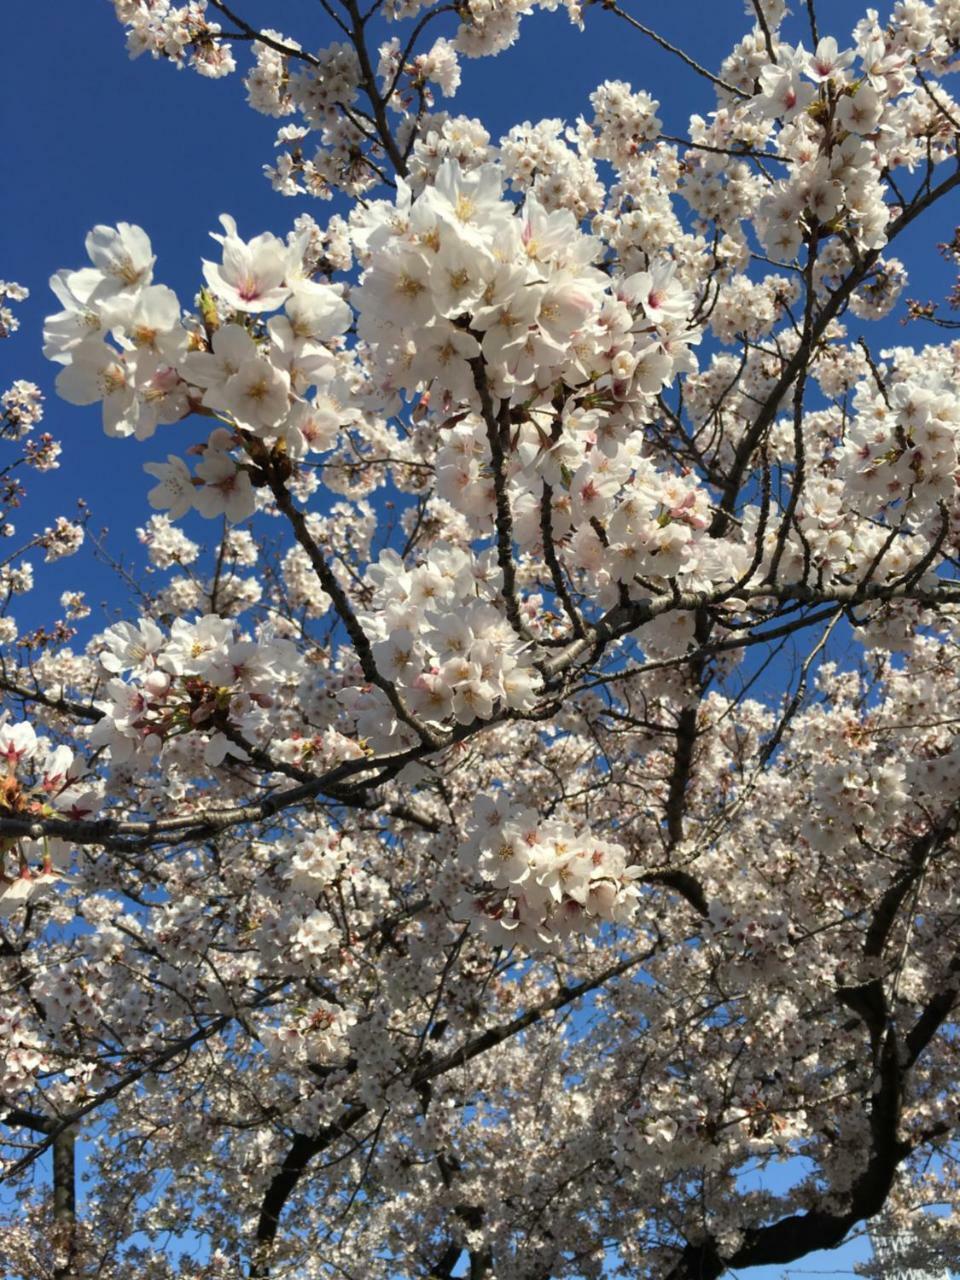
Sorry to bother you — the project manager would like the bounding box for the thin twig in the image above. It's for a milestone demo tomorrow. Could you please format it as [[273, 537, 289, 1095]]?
[[206, 0, 321, 65], [600, 3, 749, 100]]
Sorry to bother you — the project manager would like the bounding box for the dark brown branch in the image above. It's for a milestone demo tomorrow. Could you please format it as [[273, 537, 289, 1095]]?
[[267, 460, 443, 748], [805, 0, 820, 44], [341, 0, 409, 176], [749, 0, 777, 62], [905, 946, 960, 1067], [386, 4, 460, 103], [429, 1242, 465, 1277], [765, 226, 818, 586], [663, 707, 699, 849], [540, 482, 585, 638], [839, 807, 958, 1052], [249, 1111, 367, 1277], [0, 677, 103, 723], [659, 133, 793, 164], [640, 868, 709, 917], [470, 357, 530, 641]]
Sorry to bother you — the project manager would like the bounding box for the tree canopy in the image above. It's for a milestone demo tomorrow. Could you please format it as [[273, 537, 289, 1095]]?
[[3, 1, 960, 1277]]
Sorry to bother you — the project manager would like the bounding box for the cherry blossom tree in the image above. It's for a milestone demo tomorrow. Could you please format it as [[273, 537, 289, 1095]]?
[[4, 1, 960, 1277]]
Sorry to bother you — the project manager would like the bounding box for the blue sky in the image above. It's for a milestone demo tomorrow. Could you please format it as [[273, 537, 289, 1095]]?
[[3, 1, 958, 1275]]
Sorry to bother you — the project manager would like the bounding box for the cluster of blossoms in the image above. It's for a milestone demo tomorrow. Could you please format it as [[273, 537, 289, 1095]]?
[[136, 512, 200, 570], [746, 37, 895, 259], [352, 544, 542, 744], [2, 286, 43, 445], [113, 0, 236, 76], [1, 380, 44, 439], [260, 999, 356, 1067], [346, 158, 742, 617], [0, 283, 88, 662], [352, 158, 700, 411], [377, 35, 462, 103], [456, 794, 642, 945], [497, 116, 604, 220], [89, 563, 544, 777], [45, 216, 353, 522], [614, 1043, 806, 1187], [178, 0, 592, 198], [586, 80, 662, 166], [837, 347, 960, 517], [0, 280, 29, 340], [0, 722, 94, 917], [42, 162, 748, 640], [21, 433, 61, 472], [0, 1007, 47, 1100], [90, 614, 306, 768], [39, 516, 85, 563]]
